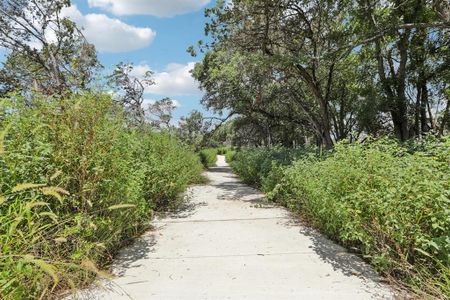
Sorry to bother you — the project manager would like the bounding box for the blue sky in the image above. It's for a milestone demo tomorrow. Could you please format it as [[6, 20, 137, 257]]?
[[68, 0, 217, 122]]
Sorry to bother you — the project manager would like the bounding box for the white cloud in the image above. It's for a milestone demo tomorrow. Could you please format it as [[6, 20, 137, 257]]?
[[132, 62, 201, 97], [61, 5, 155, 53], [129, 64, 153, 78], [88, 0, 210, 17]]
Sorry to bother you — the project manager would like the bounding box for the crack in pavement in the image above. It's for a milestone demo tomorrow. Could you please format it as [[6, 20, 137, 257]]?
[[153, 216, 290, 224]]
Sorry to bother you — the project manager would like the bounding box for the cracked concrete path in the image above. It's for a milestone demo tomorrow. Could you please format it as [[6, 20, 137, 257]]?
[[72, 155, 394, 300]]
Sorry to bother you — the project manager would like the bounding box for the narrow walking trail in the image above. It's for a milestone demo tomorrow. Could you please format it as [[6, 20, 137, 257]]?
[[74, 155, 393, 299]]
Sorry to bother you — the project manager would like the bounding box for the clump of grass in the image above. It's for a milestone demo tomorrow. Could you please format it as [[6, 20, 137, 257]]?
[[0, 185, 107, 299], [141, 133, 204, 210], [0, 92, 203, 299]]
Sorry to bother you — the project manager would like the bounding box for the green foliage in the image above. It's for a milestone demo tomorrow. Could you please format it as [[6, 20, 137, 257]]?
[[224, 150, 236, 163], [0, 92, 202, 299], [230, 147, 316, 192], [141, 133, 203, 210], [194, 0, 449, 148], [266, 138, 450, 297], [177, 110, 209, 151], [0, 0, 100, 96], [216, 146, 233, 155], [199, 148, 218, 168]]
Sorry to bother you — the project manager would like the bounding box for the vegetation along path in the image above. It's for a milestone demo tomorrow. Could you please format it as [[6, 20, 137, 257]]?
[[75, 155, 394, 299]]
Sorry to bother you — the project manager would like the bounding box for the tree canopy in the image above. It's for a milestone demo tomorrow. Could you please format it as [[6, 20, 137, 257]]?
[[0, 0, 100, 96], [192, 0, 450, 148]]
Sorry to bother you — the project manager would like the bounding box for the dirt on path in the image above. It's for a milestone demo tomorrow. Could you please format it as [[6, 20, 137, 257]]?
[[72, 155, 394, 300]]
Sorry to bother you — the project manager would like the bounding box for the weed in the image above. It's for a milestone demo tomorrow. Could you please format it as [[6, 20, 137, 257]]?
[[0, 92, 203, 299]]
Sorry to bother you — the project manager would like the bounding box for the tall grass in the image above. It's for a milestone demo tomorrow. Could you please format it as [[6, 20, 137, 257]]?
[[0, 93, 203, 299]]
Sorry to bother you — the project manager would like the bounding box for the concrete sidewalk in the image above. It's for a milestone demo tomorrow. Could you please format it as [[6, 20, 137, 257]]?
[[71, 155, 393, 299]]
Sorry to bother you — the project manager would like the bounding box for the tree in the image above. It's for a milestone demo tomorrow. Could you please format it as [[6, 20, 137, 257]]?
[[178, 110, 213, 150], [192, 0, 449, 147], [194, 0, 361, 148], [355, 0, 449, 140], [0, 0, 100, 96], [108, 62, 154, 125], [146, 97, 177, 129]]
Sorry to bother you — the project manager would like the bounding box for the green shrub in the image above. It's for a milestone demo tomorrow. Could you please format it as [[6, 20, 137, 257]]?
[[199, 148, 218, 168], [225, 150, 236, 163], [217, 146, 233, 155], [230, 147, 316, 192], [141, 133, 203, 210], [0, 93, 202, 299], [268, 139, 450, 297]]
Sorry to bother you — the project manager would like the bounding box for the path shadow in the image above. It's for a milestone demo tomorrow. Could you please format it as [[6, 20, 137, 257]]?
[[209, 166, 276, 208], [166, 200, 207, 219], [213, 180, 270, 205], [281, 217, 386, 289], [113, 233, 157, 277], [303, 227, 380, 280], [208, 166, 232, 173], [211, 165, 389, 294]]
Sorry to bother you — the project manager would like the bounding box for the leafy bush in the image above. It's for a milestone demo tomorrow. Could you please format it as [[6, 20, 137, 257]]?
[[140, 133, 203, 210], [217, 146, 233, 155], [199, 148, 218, 168], [267, 139, 450, 297], [225, 150, 236, 163], [0, 93, 202, 299], [230, 147, 316, 192]]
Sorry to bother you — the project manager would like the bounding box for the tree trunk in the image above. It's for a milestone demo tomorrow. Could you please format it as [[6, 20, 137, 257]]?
[[439, 100, 449, 136], [420, 81, 429, 133], [322, 129, 334, 149]]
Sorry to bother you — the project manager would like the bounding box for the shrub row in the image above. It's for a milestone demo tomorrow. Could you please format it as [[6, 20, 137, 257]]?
[[0, 93, 203, 299], [231, 139, 450, 298]]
